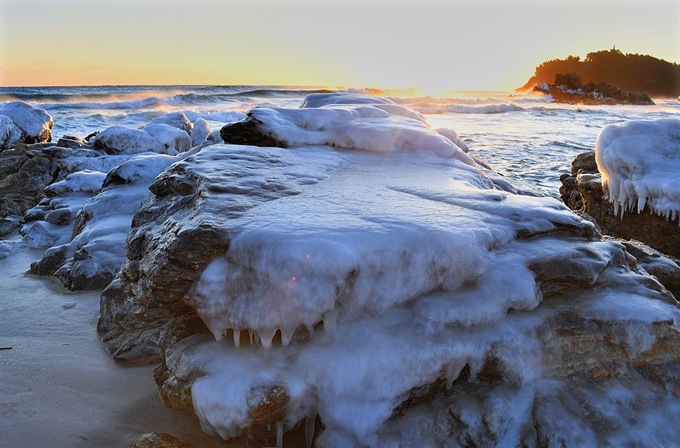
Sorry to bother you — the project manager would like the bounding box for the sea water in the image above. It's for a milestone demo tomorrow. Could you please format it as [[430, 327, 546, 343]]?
[[2, 85, 678, 197]]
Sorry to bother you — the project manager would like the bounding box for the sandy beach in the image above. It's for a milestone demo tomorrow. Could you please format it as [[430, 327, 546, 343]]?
[[0, 241, 235, 448]]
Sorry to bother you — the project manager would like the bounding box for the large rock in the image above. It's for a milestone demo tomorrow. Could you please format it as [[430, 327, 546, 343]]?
[[0, 145, 60, 236], [534, 74, 654, 105], [560, 150, 680, 259], [101, 95, 680, 446], [0, 101, 53, 148], [27, 148, 198, 291]]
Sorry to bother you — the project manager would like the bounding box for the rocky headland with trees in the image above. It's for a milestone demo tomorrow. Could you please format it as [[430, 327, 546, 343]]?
[[518, 48, 680, 99]]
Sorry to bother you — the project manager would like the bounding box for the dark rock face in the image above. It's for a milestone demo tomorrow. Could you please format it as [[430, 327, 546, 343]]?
[[0, 145, 58, 235], [219, 115, 287, 147], [560, 150, 680, 259], [534, 73, 655, 105]]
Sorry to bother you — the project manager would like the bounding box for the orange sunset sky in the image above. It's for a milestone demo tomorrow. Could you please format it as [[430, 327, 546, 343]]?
[[0, 0, 678, 92]]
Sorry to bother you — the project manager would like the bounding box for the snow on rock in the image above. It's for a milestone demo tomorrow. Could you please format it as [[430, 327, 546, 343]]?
[[561, 149, 680, 259], [28, 148, 200, 290], [221, 95, 476, 165], [93, 124, 193, 155], [146, 111, 193, 134], [190, 118, 212, 147], [92, 94, 680, 446], [0, 115, 23, 151], [0, 101, 53, 146], [142, 124, 192, 155], [596, 118, 680, 221]]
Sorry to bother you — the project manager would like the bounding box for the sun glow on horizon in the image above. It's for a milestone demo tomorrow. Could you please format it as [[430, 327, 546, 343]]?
[[1, 1, 678, 91]]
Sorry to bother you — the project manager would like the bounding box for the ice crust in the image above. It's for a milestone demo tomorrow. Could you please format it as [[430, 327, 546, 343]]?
[[162, 94, 680, 445], [596, 118, 680, 221], [20, 92, 680, 445], [248, 97, 473, 161], [93, 123, 192, 155]]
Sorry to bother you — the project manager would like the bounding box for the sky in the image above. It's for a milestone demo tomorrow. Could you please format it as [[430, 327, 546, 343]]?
[[0, 0, 678, 92]]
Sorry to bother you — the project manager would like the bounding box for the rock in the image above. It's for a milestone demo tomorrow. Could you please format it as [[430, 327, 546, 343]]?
[[27, 147, 199, 291], [534, 74, 655, 105], [93, 126, 165, 155], [93, 125, 192, 156], [0, 144, 59, 234], [146, 112, 193, 134], [0, 101, 53, 146], [57, 135, 85, 149], [0, 115, 23, 151], [142, 124, 192, 154], [220, 115, 287, 147], [560, 150, 680, 259], [102, 97, 680, 446], [129, 432, 196, 448], [190, 118, 211, 147]]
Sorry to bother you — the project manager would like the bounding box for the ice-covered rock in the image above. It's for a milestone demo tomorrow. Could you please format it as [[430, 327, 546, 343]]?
[[0, 144, 59, 235], [29, 149, 199, 290], [93, 124, 192, 156], [561, 120, 680, 258], [0, 115, 23, 151], [190, 118, 211, 147], [98, 94, 680, 447], [596, 119, 680, 221], [221, 97, 475, 165], [146, 112, 193, 134], [142, 124, 192, 155], [0, 101, 53, 147]]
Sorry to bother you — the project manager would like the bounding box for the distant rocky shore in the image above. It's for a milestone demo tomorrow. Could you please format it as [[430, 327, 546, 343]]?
[[534, 73, 654, 105]]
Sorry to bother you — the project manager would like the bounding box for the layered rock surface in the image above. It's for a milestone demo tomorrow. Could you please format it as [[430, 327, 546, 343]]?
[[100, 95, 680, 447]]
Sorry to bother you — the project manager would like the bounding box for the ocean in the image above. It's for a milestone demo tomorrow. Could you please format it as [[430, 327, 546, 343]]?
[[2, 85, 679, 197]]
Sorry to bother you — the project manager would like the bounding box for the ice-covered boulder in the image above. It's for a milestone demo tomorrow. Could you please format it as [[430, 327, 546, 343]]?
[[190, 118, 211, 147], [0, 144, 60, 235], [221, 96, 473, 162], [28, 149, 199, 290], [0, 115, 23, 151], [560, 119, 680, 258], [146, 112, 193, 134], [596, 119, 680, 221], [0, 101, 53, 147], [93, 124, 192, 155], [99, 95, 680, 447]]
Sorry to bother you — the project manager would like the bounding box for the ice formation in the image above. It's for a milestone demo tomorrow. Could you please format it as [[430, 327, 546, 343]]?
[[596, 118, 680, 221], [0, 101, 53, 144], [246, 103, 472, 162], [113, 94, 680, 446], [93, 123, 192, 155]]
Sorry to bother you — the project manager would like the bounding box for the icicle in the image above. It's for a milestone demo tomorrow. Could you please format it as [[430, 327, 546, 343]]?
[[233, 328, 240, 348], [305, 412, 317, 448], [323, 309, 338, 333], [259, 328, 276, 349], [276, 421, 284, 448], [281, 326, 294, 346]]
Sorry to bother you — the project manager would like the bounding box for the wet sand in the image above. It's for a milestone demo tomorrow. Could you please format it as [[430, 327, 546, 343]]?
[[0, 244, 235, 448]]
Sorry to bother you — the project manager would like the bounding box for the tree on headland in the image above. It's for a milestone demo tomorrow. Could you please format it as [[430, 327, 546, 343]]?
[[518, 48, 680, 98]]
